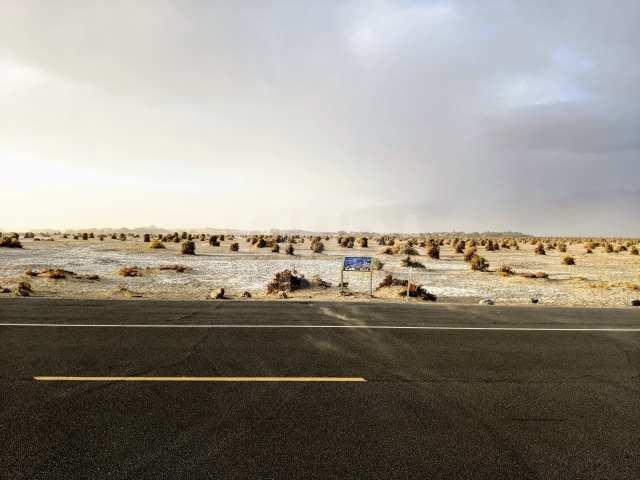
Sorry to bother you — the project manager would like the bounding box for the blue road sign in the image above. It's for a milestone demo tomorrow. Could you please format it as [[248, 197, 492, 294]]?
[[343, 256, 372, 272]]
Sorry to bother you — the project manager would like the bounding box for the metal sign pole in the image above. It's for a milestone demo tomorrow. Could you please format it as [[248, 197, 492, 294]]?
[[406, 267, 412, 301]]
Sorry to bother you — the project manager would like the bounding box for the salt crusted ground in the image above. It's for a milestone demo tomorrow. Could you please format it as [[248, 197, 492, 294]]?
[[1, 237, 639, 307]]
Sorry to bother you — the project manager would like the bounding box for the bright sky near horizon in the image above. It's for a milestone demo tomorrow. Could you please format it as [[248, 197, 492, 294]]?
[[1, 1, 639, 235]]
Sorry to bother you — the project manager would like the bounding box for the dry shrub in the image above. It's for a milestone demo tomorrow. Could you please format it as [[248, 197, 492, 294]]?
[[401, 256, 425, 268], [562, 256, 576, 265], [310, 238, 324, 253], [625, 283, 639, 291], [380, 246, 394, 255], [15, 281, 32, 296], [24, 269, 39, 277], [558, 243, 567, 253], [271, 243, 280, 253], [631, 246, 639, 256], [209, 235, 220, 247], [181, 240, 196, 255], [40, 268, 74, 279], [143, 234, 151, 242], [534, 243, 546, 255], [498, 265, 514, 276], [255, 238, 267, 248], [230, 242, 239, 252], [427, 244, 440, 259], [376, 274, 407, 290], [371, 258, 383, 270], [158, 265, 189, 273], [310, 275, 331, 288], [524, 271, 549, 279], [463, 247, 477, 262], [400, 283, 437, 301], [454, 241, 465, 254], [470, 255, 489, 272], [604, 243, 614, 253], [119, 266, 142, 277], [285, 244, 295, 255], [0, 236, 22, 248], [149, 240, 165, 249], [394, 242, 419, 255], [266, 269, 310, 293], [357, 237, 368, 248]]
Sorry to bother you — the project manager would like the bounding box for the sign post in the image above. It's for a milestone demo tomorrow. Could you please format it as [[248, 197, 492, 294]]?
[[341, 256, 373, 296]]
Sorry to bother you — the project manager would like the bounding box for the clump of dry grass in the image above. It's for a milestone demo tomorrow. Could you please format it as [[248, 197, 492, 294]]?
[[271, 243, 280, 253], [181, 240, 196, 255], [255, 238, 267, 248], [230, 242, 239, 252], [266, 269, 310, 294], [562, 256, 576, 265], [631, 246, 639, 256], [209, 235, 220, 247], [118, 266, 143, 277], [534, 243, 546, 255], [470, 255, 489, 272], [285, 243, 295, 255], [380, 246, 394, 255], [149, 240, 165, 249]]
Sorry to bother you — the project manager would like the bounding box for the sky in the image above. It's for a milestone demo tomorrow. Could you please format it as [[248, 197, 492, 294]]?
[[1, 0, 639, 235]]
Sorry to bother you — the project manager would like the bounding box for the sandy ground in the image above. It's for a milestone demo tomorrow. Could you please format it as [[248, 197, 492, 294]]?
[[1, 237, 639, 306]]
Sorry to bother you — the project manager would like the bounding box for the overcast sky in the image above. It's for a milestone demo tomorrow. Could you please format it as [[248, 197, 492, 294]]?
[[1, 1, 638, 235]]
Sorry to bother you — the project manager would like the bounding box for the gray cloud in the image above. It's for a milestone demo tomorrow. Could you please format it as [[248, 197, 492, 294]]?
[[0, 0, 638, 235]]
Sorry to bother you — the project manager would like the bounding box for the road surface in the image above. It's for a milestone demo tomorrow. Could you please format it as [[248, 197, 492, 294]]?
[[1, 298, 639, 479]]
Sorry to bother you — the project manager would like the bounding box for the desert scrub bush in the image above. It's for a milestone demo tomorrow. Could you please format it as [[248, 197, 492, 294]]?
[[630, 246, 639, 255], [463, 247, 477, 262], [149, 240, 165, 249], [524, 271, 549, 279], [470, 255, 489, 272], [498, 265, 514, 276], [394, 242, 419, 255], [534, 243, 546, 255], [209, 235, 220, 247], [229, 242, 239, 252], [485, 240, 496, 251], [400, 256, 425, 268], [376, 274, 407, 290], [371, 258, 383, 270], [181, 240, 196, 255], [426, 244, 440, 259], [357, 237, 368, 248], [558, 243, 567, 253], [285, 243, 295, 255], [0, 236, 22, 248], [401, 283, 437, 301], [380, 246, 394, 255], [310, 237, 324, 253], [562, 255, 576, 265], [604, 243, 614, 253], [266, 269, 309, 293], [271, 243, 280, 253], [15, 281, 32, 296], [143, 234, 151, 242], [255, 238, 267, 248], [454, 241, 465, 254], [118, 266, 142, 277]]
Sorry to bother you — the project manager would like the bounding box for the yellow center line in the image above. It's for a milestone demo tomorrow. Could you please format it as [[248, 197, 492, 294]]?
[[34, 376, 366, 382]]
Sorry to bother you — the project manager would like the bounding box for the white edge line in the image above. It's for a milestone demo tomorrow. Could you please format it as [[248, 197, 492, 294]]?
[[1, 323, 640, 332]]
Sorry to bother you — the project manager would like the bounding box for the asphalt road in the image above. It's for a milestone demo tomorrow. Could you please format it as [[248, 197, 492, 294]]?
[[1, 298, 639, 479]]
